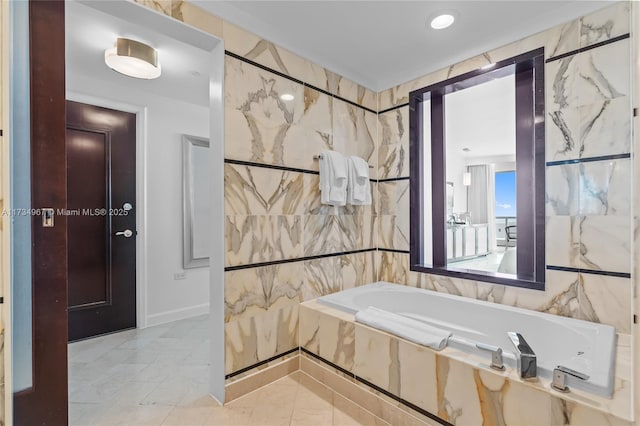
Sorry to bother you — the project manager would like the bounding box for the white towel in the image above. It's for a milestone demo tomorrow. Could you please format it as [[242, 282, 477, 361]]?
[[347, 156, 371, 205], [355, 307, 452, 351], [319, 150, 348, 206]]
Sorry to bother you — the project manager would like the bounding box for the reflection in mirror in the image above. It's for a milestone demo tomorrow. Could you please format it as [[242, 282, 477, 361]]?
[[183, 134, 210, 269], [444, 73, 516, 275], [409, 48, 545, 290]]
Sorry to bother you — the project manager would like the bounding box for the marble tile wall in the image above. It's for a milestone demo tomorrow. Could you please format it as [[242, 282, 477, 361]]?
[[374, 2, 634, 336]]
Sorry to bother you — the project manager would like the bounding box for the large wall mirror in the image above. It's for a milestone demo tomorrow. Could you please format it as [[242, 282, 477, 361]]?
[[409, 48, 545, 289], [183, 134, 210, 268]]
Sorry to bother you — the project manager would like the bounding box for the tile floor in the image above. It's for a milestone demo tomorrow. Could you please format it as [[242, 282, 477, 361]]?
[[69, 315, 385, 425]]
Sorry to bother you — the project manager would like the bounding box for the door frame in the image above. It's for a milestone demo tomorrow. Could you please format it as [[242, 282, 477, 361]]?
[[66, 92, 149, 329]]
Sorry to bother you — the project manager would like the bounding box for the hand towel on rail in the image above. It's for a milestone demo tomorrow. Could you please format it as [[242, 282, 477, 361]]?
[[319, 150, 348, 206], [355, 306, 452, 351], [347, 156, 371, 205]]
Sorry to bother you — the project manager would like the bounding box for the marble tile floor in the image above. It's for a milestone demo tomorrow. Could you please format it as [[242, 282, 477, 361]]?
[[448, 250, 506, 273], [69, 315, 386, 425]]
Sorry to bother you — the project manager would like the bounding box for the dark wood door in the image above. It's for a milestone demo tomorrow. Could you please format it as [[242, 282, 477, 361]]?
[[14, 1, 68, 424], [66, 101, 137, 341]]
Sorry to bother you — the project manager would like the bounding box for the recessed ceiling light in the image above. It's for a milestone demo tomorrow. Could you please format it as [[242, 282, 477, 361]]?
[[105, 38, 161, 79], [280, 93, 295, 101], [430, 13, 455, 30]]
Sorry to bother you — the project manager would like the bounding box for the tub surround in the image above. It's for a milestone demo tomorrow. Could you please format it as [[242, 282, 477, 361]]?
[[300, 299, 633, 425]]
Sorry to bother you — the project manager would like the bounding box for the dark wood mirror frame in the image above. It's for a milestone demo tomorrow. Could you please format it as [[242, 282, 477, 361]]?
[[409, 48, 546, 290]]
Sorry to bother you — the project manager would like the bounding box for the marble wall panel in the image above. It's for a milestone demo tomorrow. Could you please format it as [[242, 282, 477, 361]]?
[[547, 96, 631, 162], [579, 215, 631, 273], [354, 324, 401, 395], [378, 214, 409, 252], [299, 304, 355, 372], [547, 39, 630, 112], [378, 107, 409, 179], [579, 158, 631, 216], [224, 163, 305, 215], [225, 303, 299, 375], [546, 164, 580, 216], [579, 2, 630, 48], [378, 251, 410, 285], [303, 256, 339, 301], [224, 261, 304, 323], [304, 213, 375, 256], [378, 180, 409, 216], [336, 251, 377, 291], [225, 215, 303, 267], [397, 340, 438, 415], [332, 99, 378, 178], [225, 55, 305, 167]]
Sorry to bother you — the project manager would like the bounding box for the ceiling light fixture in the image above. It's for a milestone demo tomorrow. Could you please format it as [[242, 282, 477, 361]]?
[[430, 13, 455, 30], [105, 38, 161, 80], [280, 93, 295, 101]]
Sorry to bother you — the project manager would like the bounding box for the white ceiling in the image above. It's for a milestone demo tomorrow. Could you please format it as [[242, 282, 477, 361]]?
[[196, 0, 612, 91], [446, 74, 515, 160], [66, 1, 212, 106]]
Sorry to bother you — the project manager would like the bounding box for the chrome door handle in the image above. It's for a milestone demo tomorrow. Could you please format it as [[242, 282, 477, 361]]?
[[115, 229, 134, 238]]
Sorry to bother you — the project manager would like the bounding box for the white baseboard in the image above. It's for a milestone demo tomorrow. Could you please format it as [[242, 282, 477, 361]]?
[[145, 303, 210, 328]]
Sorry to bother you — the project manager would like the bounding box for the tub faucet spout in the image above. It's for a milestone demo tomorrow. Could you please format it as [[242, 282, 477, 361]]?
[[507, 332, 537, 379]]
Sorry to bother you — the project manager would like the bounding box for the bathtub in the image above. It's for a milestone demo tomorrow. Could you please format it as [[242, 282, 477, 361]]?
[[317, 281, 617, 398]]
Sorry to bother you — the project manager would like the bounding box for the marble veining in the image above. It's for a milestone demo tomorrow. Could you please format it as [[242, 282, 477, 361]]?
[[224, 164, 305, 215], [579, 158, 630, 216], [224, 262, 304, 322], [546, 164, 579, 216], [378, 107, 409, 179], [579, 2, 630, 47], [225, 56, 305, 167], [225, 215, 303, 267], [225, 304, 298, 375]]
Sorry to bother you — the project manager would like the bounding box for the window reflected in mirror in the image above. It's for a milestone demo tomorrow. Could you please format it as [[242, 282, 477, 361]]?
[[443, 73, 517, 275]]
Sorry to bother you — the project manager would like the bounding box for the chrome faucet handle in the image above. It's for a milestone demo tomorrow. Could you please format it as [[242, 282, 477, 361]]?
[[551, 366, 590, 393], [507, 332, 537, 379], [476, 343, 505, 371]]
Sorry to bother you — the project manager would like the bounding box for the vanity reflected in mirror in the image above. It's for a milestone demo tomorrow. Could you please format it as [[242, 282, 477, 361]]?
[[409, 48, 545, 289]]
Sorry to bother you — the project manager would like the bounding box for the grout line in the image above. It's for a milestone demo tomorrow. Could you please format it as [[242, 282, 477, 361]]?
[[378, 102, 410, 115], [545, 33, 630, 63], [224, 50, 377, 114], [224, 248, 377, 272], [300, 348, 451, 426], [545, 153, 631, 167], [546, 265, 631, 278]]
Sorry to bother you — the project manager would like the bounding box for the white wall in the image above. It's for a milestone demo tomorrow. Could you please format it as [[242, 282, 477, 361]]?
[[67, 73, 210, 327]]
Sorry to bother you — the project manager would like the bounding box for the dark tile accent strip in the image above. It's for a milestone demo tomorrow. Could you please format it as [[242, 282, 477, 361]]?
[[546, 153, 630, 167], [378, 248, 411, 254], [225, 50, 304, 84], [224, 50, 377, 114], [378, 176, 410, 183], [546, 265, 631, 279], [224, 158, 319, 175], [225, 347, 300, 380], [378, 102, 409, 115], [545, 33, 630, 63], [300, 348, 452, 426], [224, 248, 377, 272]]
